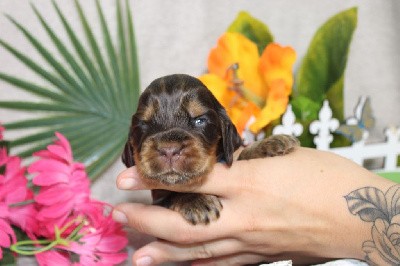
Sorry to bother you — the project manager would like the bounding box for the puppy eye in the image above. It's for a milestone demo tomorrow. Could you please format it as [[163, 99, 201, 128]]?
[[194, 116, 207, 127], [138, 120, 149, 129]]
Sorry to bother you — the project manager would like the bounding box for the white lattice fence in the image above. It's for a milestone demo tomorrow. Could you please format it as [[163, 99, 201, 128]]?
[[271, 97, 400, 173]]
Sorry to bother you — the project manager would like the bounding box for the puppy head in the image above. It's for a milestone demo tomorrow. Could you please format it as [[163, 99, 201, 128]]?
[[122, 74, 242, 186]]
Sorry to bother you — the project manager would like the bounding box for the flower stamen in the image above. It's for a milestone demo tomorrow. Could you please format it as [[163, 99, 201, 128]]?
[[227, 63, 265, 108], [10, 216, 87, 256]]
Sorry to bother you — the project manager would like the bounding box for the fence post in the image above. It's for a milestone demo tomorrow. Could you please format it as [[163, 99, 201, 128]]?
[[383, 127, 400, 171], [272, 104, 303, 136], [309, 100, 339, 150]]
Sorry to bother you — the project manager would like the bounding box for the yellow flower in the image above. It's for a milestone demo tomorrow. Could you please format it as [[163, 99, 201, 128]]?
[[199, 32, 296, 134]]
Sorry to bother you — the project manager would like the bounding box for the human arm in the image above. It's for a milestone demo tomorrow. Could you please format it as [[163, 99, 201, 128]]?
[[112, 147, 397, 265]]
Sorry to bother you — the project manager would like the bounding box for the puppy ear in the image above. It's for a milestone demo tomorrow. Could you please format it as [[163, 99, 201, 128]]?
[[122, 128, 135, 167], [219, 110, 242, 166]]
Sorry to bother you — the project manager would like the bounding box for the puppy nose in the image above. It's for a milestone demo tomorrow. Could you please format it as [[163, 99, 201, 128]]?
[[158, 144, 182, 160]]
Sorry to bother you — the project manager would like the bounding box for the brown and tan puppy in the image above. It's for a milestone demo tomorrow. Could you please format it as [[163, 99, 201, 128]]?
[[122, 74, 299, 225]]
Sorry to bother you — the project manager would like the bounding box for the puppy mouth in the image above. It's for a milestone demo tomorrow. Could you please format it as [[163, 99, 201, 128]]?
[[136, 152, 214, 186], [153, 170, 197, 185], [143, 164, 210, 186]]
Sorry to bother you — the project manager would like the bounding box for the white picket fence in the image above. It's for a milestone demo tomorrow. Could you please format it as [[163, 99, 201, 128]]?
[[270, 97, 400, 173]]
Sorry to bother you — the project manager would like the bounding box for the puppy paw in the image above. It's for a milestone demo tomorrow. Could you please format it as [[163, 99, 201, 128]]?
[[169, 193, 222, 225], [238, 134, 299, 160]]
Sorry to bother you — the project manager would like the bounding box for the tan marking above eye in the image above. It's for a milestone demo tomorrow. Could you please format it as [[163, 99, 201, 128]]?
[[186, 100, 207, 118], [140, 104, 155, 121], [140, 97, 161, 121]]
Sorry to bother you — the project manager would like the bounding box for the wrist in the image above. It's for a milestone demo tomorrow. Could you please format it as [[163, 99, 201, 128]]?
[[318, 169, 397, 262]]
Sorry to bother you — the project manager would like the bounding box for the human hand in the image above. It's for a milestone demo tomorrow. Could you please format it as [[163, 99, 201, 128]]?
[[112, 147, 395, 266]]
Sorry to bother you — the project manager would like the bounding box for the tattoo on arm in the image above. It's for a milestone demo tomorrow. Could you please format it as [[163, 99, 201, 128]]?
[[345, 184, 400, 265]]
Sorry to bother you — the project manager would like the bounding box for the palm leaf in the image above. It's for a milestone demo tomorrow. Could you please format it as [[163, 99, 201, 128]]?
[[0, 0, 140, 180]]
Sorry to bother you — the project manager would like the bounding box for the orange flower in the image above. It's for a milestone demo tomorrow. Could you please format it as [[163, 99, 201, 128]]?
[[199, 32, 296, 134]]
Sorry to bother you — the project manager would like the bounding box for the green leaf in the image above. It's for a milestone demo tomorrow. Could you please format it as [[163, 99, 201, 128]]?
[[10, 117, 100, 147], [0, 38, 88, 107], [325, 74, 352, 147], [6, 15, 90, 104], [0, 101, 89, 113], [126, 0, 140, 111], [51, 0, 110, 112], [4, 115, 92, 130], [290, 95, 320, 122], [95, 0, 124, 112], [0, 72, 71, 103], [116, 0, 131, 114], [291, 7, 357, 147], [31, 4, 98, 108], [0, 248, 16, 266], [74, 0, 118, 113], [86, 133, 126, 178], [326, 74, 344, 121], [0, 0, 140, 181], [0, 141, 9, 174], [290, 96, 321, 147], [294, 7, 357, 107], [227, 11, 274, 55]]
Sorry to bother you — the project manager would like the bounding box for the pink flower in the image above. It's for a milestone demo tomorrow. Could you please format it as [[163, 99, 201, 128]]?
[[0, 218, 16, 260], [29, 132, 91, 238], [1, 130, 127, 265], [0, 124, 4, 140], [35, 250, 71, 266], [35, 202, 128, 266], [0, 124, 37, 256], [0, 124, 7, 166], [29, 132, 128, 265], [0, 156, 37, 235], [68, 203, 128, 266], [0, 153, 38, 238], [0, 146, 7, 166]]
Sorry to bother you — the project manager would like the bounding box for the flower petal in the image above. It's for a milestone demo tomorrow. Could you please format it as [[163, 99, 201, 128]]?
[[33, 172, 70, 186], [0, 219, 16, 247], [198, 73, 233, 107], [6, 186, 27, 204], [199, 73, 260, 134], [249, 80, 289, 133], [96, 235, 129, 252], [35, 186, 72, 205], [0, 231, 11, 247], [55, 132, 72, 159], [47, 144, 71, 163], [230, 101, 260, 135], [29, 159, 70, 174], [208, 32, 266, 98], [259, 43, 296, 89], [0, 125, 4, 140], [35, 250, 70, 266], [8, 204, 38, 235], [37, 200, 73, 219]]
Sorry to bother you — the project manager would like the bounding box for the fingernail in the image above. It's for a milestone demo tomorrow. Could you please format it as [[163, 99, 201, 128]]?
[[118, 177, 136, 189], [112, 210, 128, 224], [135, 256, 154, 266]]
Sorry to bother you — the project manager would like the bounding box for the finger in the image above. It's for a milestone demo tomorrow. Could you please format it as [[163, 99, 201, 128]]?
[[113, 202, 229, 243], [116, 161, 252, 197], [115, 167, 144, 190], [132, 238, 243, 266], [192, 253, 268, 266]]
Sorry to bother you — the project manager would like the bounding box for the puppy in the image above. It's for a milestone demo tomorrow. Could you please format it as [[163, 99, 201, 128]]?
[[122, 74, 299, 225]]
